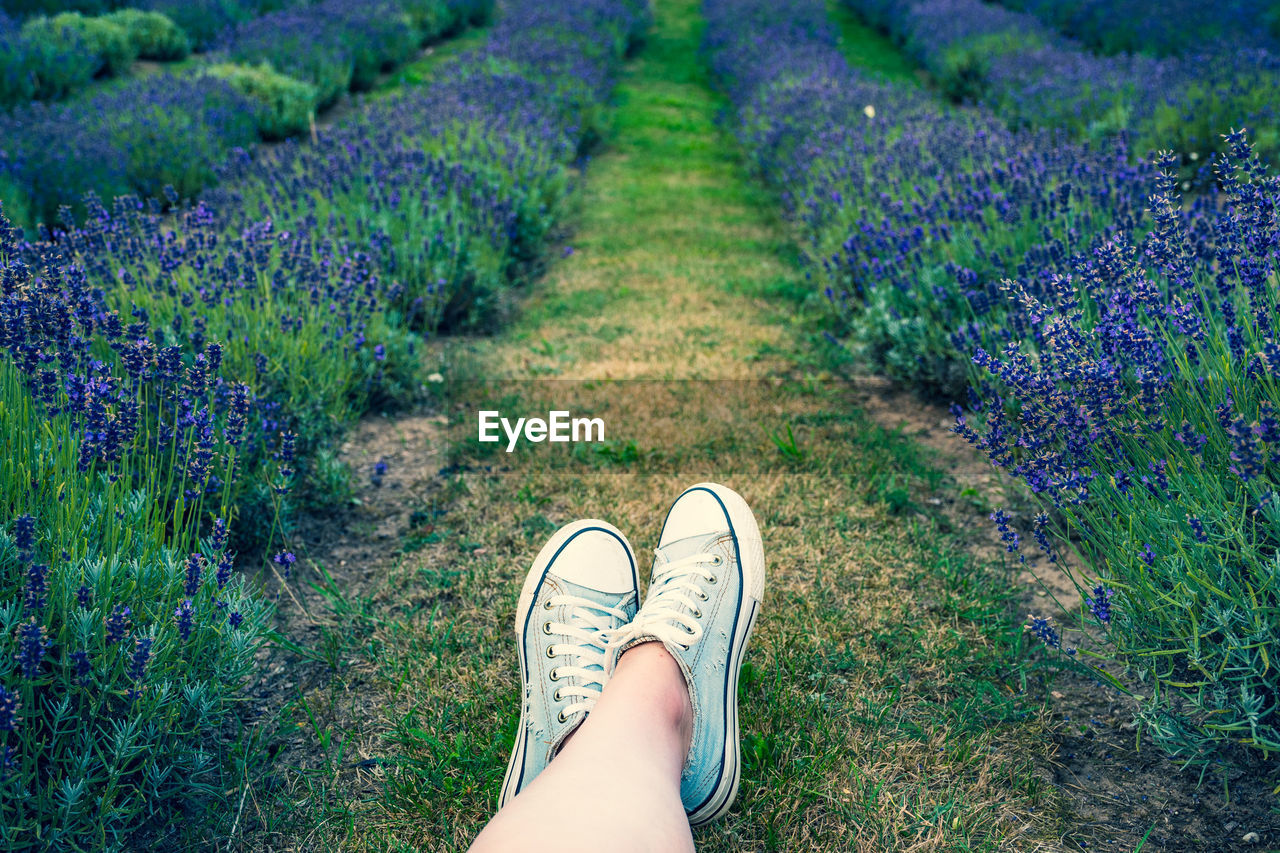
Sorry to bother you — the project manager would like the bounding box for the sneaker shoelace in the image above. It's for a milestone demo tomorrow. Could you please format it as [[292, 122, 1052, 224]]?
[[542, 593, 630, 719], [606, 551, 723, 664]]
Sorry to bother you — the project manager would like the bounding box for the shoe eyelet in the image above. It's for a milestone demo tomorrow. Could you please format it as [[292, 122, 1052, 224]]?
[[708, 575, 718, 584], [546, 645, 557, 659], [710, 554, 724, 566], [679, 643, 690, 651], [553, 689, 562, 702], [542, 621, 554, 635], [549, 668, 560, 681], [544, 599, 554, 610], [692, 608, 702, 618], [698, 591, 708, 601], [557, 710, 568, 723]]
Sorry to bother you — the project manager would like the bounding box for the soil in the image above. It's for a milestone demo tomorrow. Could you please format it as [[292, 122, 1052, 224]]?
[[230, 407, 454, 842]]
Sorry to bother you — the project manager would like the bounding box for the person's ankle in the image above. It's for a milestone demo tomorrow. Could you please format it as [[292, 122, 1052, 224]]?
[[621, 640, 694, 750]]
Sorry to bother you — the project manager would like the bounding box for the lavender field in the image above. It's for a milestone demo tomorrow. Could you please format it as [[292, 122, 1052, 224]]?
[[0, 0, 1277, 849]]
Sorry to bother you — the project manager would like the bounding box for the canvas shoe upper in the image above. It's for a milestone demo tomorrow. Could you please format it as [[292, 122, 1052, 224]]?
[[605, 483, 765, 826], [499, 519, 638, 811]]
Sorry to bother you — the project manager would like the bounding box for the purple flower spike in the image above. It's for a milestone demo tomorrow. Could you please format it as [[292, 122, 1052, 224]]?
[[105, 605, 132, 644], [15, 619, 51, 679], [184, 553, 205, 597], [1087, 584, 1115, 624], [174, 600, 195, 642], [0, 685, 20, 732], [126, 637, 153, 702]]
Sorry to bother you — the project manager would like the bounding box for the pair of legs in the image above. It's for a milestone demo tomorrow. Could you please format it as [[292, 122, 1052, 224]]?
[[471, 483, 766, 852], [470, 642, 696, 853]]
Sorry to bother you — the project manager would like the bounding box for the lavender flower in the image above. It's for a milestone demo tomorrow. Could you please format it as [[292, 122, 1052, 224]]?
[[215, 553, 234, 590], [70, 650, 92, 687], [1087, 584, 1115, 624], [23, 563, 48, 612], [1027, 615, 1062, 649], [174, 600, 195, 642], [13, 515, 34, 555], [184, 553, 205, 597], [0, 685, 19, 732], [15, 620, 51, 679], [105, 605, 131, 644], [990, 509, 1021, 556], [125, 637, 153, 702], [211, 518, 228, 551]]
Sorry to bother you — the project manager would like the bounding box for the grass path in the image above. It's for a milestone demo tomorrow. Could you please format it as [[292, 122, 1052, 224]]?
[[264, 0, 1070, 849]]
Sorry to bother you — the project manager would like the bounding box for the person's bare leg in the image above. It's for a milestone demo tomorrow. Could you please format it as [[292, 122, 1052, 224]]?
[[469, 642, 695, 853]]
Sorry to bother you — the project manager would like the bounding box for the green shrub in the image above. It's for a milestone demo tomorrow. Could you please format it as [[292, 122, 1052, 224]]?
[[398, 0, 452, 41], [341, 5, 420, 91], [446, 0, 492, 28], [22, 13, 136, 78], [136, 0, 245, 50], [15, 17, 97, 98], [929, 31, 1046, 103], [104, 9, 191, 61], [0, 31, 38, 108], [202, 62, 318, 140]]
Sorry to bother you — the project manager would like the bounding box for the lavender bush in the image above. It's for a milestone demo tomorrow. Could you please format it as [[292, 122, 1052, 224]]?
[[998, 0, 1275, 58], [225, 0, 431, 107], [844, 0, 1280, 163], [0, 74, 261, 224], [708, 0, 1280, 756], [704, 0, 1151, 397], [20, 12, 136, 77], [104, 8, 190, 60], [0, 12, 38, 107], [955, 136, 1280, 757], [135, 0, 245, 49], [212, 0, 648, 331], [201, 61, 318, 139], [0, 8, 190, 110], [0, 208, 271, 848], [4, 12, 98, 101]]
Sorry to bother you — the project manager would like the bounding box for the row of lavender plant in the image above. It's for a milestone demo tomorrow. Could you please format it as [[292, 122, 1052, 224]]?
[[703, 0, 1152, 397], [0, 0, 284, 114], [0, 0, 493, 229], [208, 0, 646, 332], [844, 0, 1280, 167], [995, 0, 1276, 58], [0, 7, 190, 110], [0, 0, 647, 846], [705, 0, 1280, 758]]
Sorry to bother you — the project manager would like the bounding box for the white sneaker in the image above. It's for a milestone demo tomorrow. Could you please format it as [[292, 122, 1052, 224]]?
[[499, 519, 638, 810], [606, 483, 765, 826]]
